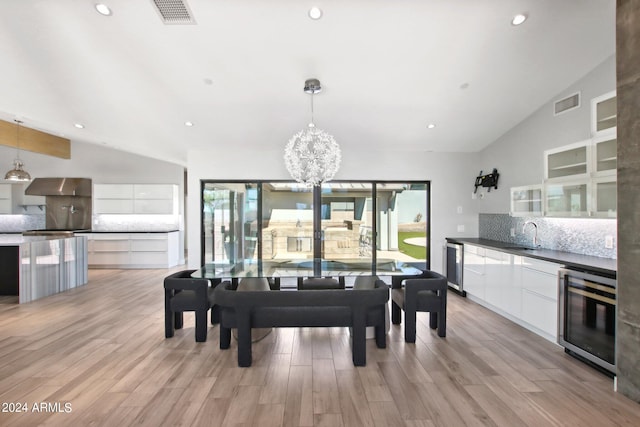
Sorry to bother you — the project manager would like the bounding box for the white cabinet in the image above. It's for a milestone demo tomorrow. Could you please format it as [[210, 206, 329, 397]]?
[[592, 176, 617, 218], [484, 250, 522, 319], [593, 135, 617, 177], [94, 184, 178, 215], [510, 185, 543, 217], [463, 244, 485, 299], [0, 184, 11, 214], [521, 258, 561, 340], [544, 180, 589, 217], [463, 245, 561, 343], [591, 90, 616, 136], [0, 183, 45, 213], [94, 184, 134, 199], [78, 232, 179, 268], [94, 199, 135, 214], [545, 141, 589, 180]]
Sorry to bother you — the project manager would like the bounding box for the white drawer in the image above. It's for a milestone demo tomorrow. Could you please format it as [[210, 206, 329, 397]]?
[[522, 289, 558, 338], [521, 257, 561, 275], [130, 252, 168, 265], [130, 239, 167, 252], [94, 199, 134, 214], [90, 252, 131, 265], [92, 239, 130, 252]]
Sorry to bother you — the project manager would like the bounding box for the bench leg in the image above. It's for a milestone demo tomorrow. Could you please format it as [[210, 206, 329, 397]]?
[[174, 312, 183, 329], [237, 311, 252, 367], [352, 311, 367, 366], [437, 312, 446, 338], [391, 300, 401, 324], [429, 312, 438, 330], [195, 309, 208, 342], [375, 324, 386, 348], [210, 305, 220, 325], [165, 309, 174, 338], [220, 326, 231, 349], [404, 310, 416, 343]]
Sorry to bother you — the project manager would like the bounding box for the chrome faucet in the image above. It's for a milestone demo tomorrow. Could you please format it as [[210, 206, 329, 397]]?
[[522, 221, 539, 247], [62, 205, 79, 214]]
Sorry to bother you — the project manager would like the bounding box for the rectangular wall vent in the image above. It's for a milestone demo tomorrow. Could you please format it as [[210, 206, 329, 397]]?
[[554, 92, 581, 116], [151, 0, 196, 24]]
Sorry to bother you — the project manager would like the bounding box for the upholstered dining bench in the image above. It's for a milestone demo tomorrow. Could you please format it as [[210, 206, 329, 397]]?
[[213, 279, 389, 367]]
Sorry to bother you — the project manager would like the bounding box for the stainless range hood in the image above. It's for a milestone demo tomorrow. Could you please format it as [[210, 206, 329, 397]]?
[[25, 178, 92, 197]]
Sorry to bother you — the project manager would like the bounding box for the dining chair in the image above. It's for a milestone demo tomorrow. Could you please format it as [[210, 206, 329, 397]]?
[[164, 269, 219, 342], [391, 270, 447, 342]]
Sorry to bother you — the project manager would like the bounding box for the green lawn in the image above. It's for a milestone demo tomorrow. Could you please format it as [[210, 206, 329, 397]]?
[[398, 231, 427, 259]]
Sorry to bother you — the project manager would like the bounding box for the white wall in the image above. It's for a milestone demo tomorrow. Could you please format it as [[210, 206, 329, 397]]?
[[1, 141, 184, 184], [0, 140, 186, 253], [187, 147, 480, 274], [477, 55, 616, 214]]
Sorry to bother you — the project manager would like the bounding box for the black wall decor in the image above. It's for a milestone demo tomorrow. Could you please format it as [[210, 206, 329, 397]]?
[[474, 168, 499, 193]]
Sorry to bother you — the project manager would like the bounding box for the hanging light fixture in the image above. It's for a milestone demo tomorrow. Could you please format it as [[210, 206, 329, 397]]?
[[4, 120, 31, 182], [284, 78, 341, 186]]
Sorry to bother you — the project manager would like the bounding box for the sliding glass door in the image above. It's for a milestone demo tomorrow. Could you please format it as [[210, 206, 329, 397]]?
[[202, 183, 259, 263], [376, 183, 428, 269], [319, 183, 373, 264], [261, 182, 314, 260], [201, 180, 429, 269]]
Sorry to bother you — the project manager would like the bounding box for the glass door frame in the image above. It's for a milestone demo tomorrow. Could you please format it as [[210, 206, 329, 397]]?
[[200, 179, 430, 271]]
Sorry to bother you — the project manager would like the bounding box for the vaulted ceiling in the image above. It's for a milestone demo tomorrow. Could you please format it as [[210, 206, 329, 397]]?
[[0, 1, 615, 166]]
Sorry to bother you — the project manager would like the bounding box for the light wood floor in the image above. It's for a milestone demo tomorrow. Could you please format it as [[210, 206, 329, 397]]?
[[1, 267, 639, 427]]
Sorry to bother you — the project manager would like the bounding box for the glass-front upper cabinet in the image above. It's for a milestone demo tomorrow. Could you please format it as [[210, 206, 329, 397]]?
[[592, 176, 617, 218], [510, 185, 543, 217], [545, 141, 589, 180], [544, 180, 589, 217], [591, 90, 617, 136], [592, 134, 617, 177]]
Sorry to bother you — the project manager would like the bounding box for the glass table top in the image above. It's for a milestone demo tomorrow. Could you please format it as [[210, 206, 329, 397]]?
[[193, 258, 424, 279]]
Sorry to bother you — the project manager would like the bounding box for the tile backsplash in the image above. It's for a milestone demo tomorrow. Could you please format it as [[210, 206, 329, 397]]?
[[0, 214, 45, 233], [479, 213, 617, 259]]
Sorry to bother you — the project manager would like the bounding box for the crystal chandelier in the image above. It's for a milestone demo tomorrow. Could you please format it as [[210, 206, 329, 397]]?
[[4, 120, 31, 182], [284, 78, 341, 186]]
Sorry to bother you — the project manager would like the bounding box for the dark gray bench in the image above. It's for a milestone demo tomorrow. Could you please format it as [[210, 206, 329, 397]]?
[[214, 279, 389, 367]]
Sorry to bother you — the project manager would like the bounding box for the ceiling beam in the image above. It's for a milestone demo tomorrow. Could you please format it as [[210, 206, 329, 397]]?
[[0, 119, 70, 159]]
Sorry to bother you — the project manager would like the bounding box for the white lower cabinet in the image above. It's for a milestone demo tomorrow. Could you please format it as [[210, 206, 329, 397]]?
[[463, 244, 561, 343], [520, 257, 561, 340], [78, 232, 179, 268], [463, 245, 485, 299]]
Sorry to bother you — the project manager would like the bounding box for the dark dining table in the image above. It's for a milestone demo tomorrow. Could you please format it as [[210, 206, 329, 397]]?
[[192, 258, 425, 281]]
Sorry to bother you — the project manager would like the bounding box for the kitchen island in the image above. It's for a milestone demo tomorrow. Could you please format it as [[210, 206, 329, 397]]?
[[0, 234, 87, 303]]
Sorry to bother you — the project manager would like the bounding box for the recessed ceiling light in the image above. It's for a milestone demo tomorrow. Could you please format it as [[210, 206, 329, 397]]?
[[308, 7, 323, 20], [184, 121, 194, 127], [74, 123, 85, 129], [427, 124, 436, 129], [95, 4, 112, 16], [511, 13, 527, 26]]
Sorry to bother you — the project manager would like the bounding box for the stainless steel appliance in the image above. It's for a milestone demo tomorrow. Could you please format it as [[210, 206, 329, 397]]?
[[444, 241, 465, 296], [24, 178, 92, 231], [558, 268, 616, 375]]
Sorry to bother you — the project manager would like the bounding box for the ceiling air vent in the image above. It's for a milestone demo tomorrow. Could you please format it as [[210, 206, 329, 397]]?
[[554, 92, 580, 116], [151, 0, 196, 24]]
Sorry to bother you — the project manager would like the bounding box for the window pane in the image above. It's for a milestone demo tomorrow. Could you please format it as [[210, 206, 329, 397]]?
[[320, 182, 373, 263], [376, 183, 428, 269], [202, 183, 258, 263], [261, 182, 314, 259]]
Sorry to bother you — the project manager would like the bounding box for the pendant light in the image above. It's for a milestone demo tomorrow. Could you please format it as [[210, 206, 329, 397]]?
[[284, 78, 341, 186], [4, 120, 31, 182]]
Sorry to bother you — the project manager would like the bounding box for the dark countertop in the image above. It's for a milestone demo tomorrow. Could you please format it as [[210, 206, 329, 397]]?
[[77, 230, 179, 234], [446, 237, 616, 277]]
